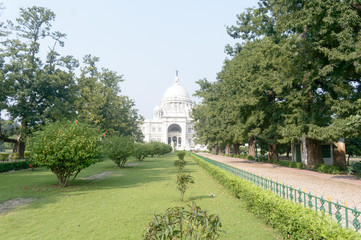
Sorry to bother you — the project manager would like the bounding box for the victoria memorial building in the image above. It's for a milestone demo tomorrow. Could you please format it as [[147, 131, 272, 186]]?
[[141, 73, 199, 150]]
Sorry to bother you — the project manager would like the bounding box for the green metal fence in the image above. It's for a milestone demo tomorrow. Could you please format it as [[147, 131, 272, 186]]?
[[191, 153, 361, 233]]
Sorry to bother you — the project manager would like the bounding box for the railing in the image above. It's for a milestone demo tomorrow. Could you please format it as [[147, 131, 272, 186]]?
[[191, 153, 361, 233]]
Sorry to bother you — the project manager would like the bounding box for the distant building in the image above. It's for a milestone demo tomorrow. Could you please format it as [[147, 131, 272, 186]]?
[[141, 73, 201, 150], [291, 138, 346, 166]]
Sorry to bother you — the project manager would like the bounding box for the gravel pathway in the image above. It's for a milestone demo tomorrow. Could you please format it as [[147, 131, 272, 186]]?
[[197, 153, 361, 211]]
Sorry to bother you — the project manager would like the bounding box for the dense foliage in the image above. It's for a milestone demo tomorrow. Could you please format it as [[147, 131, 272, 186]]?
[[148, 141, 173, 156], [27, 121, 101, 187], [103, 135, 135, 167], [143, 202, 222, 240], [0, 6, 143, 158], [192, 0, 361, 167], [133, 143, 150, 161], [0, 160, 34, 173], [176, 151, 186, 160]]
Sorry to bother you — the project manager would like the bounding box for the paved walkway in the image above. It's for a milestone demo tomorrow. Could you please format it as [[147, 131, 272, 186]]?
[[197, 153, 361, 211]]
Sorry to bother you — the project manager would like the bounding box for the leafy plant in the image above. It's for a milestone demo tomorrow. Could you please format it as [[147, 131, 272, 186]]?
[[174, 159, 187, 172], [0, 153, 9, 161], [0, 160, 34, 173], [27, 121, 101, 187], [176, 173, 194, 202], [351, 161, 361, 179], [177, 150, 186, 160], [133, 143, 150, 161], [103, 135, 134, 167], [142, 202, 222, 240], [148, 141, 172, 157]]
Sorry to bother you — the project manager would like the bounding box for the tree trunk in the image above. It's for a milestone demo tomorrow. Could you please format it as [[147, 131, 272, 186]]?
[[218, 146, 224, 155], [333, 140, 346, 167], [286, 148, 290, 160], [305, 137, 323, 169], [225, 145, 231, 155], [210, 147, 216, 154], [233, 143, 240, 155], [248, 136, 256, 158], [215, 146, 219, 155], [268, 143, 279, 162], [13, 139, 25, 158]]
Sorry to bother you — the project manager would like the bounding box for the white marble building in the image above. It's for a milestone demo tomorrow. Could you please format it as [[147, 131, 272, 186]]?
[[141, 74, 196, 150]]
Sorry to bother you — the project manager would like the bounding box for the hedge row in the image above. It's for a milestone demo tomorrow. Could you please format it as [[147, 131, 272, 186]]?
[[0, 160, 35, 173], [190, 154, 361, 240]]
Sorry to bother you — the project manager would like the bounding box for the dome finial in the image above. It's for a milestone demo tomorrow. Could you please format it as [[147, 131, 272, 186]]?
[[174, 70, 179, 84]]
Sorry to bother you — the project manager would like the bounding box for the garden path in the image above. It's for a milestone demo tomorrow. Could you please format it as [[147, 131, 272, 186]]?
[[197, 153, 361, 212]]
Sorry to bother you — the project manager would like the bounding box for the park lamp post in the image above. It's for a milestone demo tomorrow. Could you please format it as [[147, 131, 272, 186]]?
[[255, 136, 259, 162]]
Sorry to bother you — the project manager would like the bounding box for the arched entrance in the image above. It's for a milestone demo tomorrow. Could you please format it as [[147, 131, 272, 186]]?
[[168, 124, 182, 149]]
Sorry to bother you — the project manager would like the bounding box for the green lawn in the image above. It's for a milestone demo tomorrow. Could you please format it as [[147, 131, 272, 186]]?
[[0, 153, 281, 239]]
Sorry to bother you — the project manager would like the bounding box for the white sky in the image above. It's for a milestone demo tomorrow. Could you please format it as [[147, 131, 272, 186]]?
[[1, 0, 258, 119]]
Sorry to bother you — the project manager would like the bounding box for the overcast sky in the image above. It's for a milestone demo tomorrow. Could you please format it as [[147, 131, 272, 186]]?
[[1, 0, 258, 119]]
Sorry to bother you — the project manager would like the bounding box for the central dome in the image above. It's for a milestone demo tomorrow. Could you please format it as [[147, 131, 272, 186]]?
[[161, 76, 191, 102]]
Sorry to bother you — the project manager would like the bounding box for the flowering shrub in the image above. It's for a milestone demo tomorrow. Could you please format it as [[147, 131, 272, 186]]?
[[27, 121, 101, 187]]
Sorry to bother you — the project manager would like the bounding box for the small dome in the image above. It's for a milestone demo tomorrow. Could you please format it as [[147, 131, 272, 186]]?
[[153, 105, 161, 112], [161, 76, 191, 102]]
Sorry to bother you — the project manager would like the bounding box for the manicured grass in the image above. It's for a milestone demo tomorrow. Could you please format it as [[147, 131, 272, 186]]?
[[0, 153, 281, 239]]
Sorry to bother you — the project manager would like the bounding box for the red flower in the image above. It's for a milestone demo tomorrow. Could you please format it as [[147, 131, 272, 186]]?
[[104, 134, 106, 137], [25, 187, 28, 190], [75, 120, 78, 124], [29, 164, 32, 167], [105, 130, 108, 132]]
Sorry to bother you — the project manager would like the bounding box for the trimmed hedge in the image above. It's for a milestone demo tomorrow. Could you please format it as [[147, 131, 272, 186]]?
[[0, 160, 34, 173], [190, 154, 361, 240]]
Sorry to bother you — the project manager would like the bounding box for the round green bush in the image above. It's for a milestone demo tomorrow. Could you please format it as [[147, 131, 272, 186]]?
[[103, 135, 134, 167], [28, 121, 102, 187]]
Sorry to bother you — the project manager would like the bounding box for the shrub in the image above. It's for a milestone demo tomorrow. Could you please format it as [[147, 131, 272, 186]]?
[[176, 172, 194, 202], [103, 135, 134, 167], [11, 153, 19, 159], [190, 154, 360, 240], [142, 202, 222, 239], [148, 141, 172, 157], [0, 153, 9, 161], [24, 151, 31, 158], [28, 121, 101, 187], [174, 159, 187, 171], [314, 164, 341, 174], [133, 143, 150, 161], [176, 150, 186, 160], [0, 160, 34, 173], [351, 161, 361, 178]]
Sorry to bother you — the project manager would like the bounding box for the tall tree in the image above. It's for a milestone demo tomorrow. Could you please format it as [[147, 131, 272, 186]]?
[[76, 55, 144, 139], [224, 0, 361, 167], [0, 7, 75, 157]]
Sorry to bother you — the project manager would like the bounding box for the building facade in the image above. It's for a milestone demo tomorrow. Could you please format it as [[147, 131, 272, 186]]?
[[141, 74, 196, 150]]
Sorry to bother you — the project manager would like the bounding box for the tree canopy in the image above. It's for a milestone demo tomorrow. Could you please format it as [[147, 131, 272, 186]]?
[[192, 0, 361, 165], [0, 6, 143, 156]]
